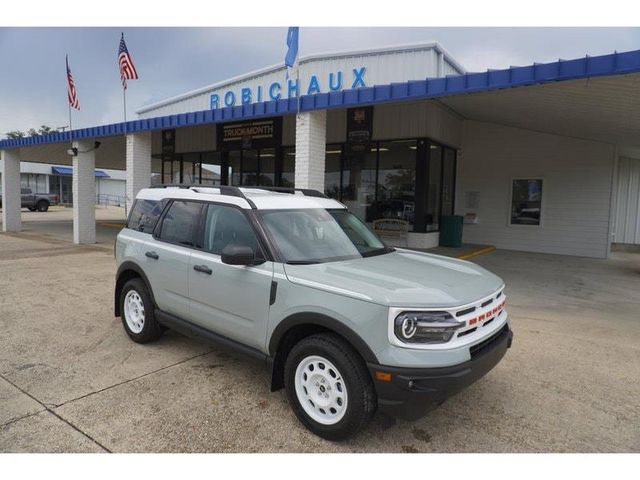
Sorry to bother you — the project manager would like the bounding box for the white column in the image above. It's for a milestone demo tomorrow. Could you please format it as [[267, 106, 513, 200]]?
[[72, 141, 96, 244], [126, 132, 152, 215], [1, 149, 22, 232], [294, 110, 327, 191]]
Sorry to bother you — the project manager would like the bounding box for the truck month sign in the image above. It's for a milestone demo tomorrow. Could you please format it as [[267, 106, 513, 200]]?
[[217, 118, 282, 151]]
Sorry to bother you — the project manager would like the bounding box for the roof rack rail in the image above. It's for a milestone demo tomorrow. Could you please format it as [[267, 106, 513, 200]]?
[[150, 184, 257, 208], [234, 186, 328, 199], [149, 184, 328, 209]]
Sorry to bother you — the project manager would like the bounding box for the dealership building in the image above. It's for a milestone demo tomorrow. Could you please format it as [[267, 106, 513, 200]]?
[[1, 42, 640, 257]]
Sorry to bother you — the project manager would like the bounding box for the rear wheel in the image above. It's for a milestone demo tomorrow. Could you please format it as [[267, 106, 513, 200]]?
[[119, 278, 163, 343], [36, 200, 49, 212], [284, 333, 376, 440], [27, 207, 37, 212]]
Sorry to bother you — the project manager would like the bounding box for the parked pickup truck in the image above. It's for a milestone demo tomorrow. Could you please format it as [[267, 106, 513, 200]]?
[[0, 188, 59, 212]]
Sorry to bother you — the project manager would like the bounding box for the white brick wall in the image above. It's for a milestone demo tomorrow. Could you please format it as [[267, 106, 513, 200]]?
[[295, 111, 327, 191], [126, 132, 152, 215], [1, 149, 22, 232], [457, 120, 616, 258], [72, 141, 96, 244]]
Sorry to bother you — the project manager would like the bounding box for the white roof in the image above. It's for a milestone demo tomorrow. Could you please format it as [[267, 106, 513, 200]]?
[[136, 186, 345, 211]]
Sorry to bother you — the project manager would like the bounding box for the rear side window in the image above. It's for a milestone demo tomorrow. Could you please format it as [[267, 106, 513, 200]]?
[[127, 199, 165, 233], [158, 200, 203, 247]]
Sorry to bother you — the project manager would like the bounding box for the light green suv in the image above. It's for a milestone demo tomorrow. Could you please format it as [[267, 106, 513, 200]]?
[[115, 185, 513, 440]]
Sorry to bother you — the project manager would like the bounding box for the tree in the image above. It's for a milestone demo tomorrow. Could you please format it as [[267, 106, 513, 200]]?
[[5, 125, 56, 139], [5, 130, 25, 139]]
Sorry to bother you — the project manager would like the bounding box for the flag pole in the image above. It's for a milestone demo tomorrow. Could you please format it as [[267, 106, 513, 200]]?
[[66, 55, 74, 147], [68, 100, 73, 145], [123, 83, 127, 135], [296, 28, 301, 115]]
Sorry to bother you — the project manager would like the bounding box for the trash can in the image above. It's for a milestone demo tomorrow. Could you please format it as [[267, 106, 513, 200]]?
[[439, 215, 464, 247]]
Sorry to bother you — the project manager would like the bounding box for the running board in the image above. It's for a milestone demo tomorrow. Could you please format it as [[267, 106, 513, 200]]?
[[155, 309, 269, 364]]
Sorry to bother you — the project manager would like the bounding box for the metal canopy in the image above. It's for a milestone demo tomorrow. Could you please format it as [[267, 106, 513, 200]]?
[[440, 73, 640, 147]]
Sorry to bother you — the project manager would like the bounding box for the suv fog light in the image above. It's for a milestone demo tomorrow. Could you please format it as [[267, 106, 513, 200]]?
[[394, 311, 463, 344]]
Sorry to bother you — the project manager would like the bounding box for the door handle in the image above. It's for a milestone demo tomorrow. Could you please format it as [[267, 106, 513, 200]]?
[[145, 251, 159, 260], [193, 264, 212, 275]]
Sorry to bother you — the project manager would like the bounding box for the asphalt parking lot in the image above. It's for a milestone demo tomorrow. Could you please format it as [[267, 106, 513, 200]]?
[[1, 223, 639, 452]]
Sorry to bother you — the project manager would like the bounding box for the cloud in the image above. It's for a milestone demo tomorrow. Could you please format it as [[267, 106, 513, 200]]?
[[1, 27, 639, 136]]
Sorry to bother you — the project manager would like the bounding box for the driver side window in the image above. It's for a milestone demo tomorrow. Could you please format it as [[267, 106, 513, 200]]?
[[203, 204, 260, 256]]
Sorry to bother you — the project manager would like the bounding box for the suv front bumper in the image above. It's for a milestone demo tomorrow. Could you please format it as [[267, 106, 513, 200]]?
[[367, 324, 513, 420]]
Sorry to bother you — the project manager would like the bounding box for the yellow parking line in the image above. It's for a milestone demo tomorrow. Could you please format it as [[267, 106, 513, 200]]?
[[457, 245, 496, 260]]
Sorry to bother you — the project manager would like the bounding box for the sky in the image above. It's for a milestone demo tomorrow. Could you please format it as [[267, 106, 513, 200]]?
[[1, 27, 639, 136]]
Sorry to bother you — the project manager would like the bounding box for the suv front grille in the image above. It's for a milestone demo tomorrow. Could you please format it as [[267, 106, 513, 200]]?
[[469, 324, 509, 359]]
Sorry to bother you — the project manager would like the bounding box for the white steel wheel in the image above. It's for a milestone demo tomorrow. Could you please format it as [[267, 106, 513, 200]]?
[[294, 355, 349, 425], [124, 290, 145, 334]]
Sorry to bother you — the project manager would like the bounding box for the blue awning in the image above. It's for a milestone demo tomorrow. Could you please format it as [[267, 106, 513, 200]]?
[[51, 166, 110, 178], [1, 48, 639, 151]]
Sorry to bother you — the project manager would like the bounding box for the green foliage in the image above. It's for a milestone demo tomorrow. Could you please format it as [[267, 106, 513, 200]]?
[[5, 125, 56, 140]]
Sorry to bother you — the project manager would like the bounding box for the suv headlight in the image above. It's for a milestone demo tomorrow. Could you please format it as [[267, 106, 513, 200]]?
[[393, 311, 463, 344]]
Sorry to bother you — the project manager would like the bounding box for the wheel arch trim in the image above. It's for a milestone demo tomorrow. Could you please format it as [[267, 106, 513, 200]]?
[[114, 261, 156, 317], [268, 312, 379, 364]]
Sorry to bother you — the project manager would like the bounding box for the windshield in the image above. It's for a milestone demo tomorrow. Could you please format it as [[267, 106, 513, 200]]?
[[258, 208, 392, 264]]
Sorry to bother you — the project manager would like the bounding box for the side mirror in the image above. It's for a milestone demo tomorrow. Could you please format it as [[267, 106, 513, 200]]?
[[221, 244, 256, 266]]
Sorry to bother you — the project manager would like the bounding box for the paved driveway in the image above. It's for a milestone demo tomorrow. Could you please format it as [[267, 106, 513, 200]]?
[[0, 232, 638, 452]]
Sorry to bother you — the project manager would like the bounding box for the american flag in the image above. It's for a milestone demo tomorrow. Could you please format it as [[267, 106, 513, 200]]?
[[66, 55, 79, 110], [118, 33, 139, 89]]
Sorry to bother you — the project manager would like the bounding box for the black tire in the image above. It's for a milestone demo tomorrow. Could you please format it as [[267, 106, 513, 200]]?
[[36, 200, 49, 212], [284, 333, 377, 441], [119, 278, 163, 344], [27, 207, 37, 212]]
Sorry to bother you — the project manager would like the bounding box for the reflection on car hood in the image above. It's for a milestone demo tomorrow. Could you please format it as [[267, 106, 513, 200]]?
[[283, 249, 504, 307]]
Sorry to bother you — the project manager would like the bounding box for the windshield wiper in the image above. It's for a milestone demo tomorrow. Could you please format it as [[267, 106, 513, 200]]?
[[361, 247, 395, 258], [285, 260, 321, 265]]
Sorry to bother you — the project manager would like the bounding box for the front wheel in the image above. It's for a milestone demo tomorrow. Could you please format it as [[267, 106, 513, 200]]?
[[27, 207, 37, 211], [284, 333, 377, 441]]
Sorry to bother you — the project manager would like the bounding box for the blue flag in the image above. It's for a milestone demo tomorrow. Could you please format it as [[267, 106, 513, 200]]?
[[285, 27, 299, 68]]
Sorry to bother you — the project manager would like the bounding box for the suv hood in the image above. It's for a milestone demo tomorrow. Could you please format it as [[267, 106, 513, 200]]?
[[283, 249, 504, 308]]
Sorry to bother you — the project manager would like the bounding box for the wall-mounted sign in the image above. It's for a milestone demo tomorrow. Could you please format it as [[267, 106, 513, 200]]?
[[210, 67, 367, 109], [216, 117, 282, 151], [161, 129, 175, 161], [346, 106, 374, 154]]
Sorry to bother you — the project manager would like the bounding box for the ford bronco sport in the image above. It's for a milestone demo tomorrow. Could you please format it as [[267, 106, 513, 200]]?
[[115, 185, 513, 440]]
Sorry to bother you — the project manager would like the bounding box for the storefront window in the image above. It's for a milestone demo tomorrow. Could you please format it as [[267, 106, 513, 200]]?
[[200, 151, 222, 185], [182, 153, 199, 184], [441, 148, 456, 216], [161, 158, 173, 184], [375, 140, 416, 230], [342, 147, 377, 222], [426, 145, 442, 232], [324, 145, 342, 199], [228, 150, 242, 186], [511, 179, 543, 225], [241, 150, 259, 186], [258, 149, 276, 186], [282, 148, 296, 187]]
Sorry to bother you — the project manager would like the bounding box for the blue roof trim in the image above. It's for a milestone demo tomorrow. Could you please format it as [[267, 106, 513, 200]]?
[[51, 166, 110, 178], [2, 49, 640, 150]]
